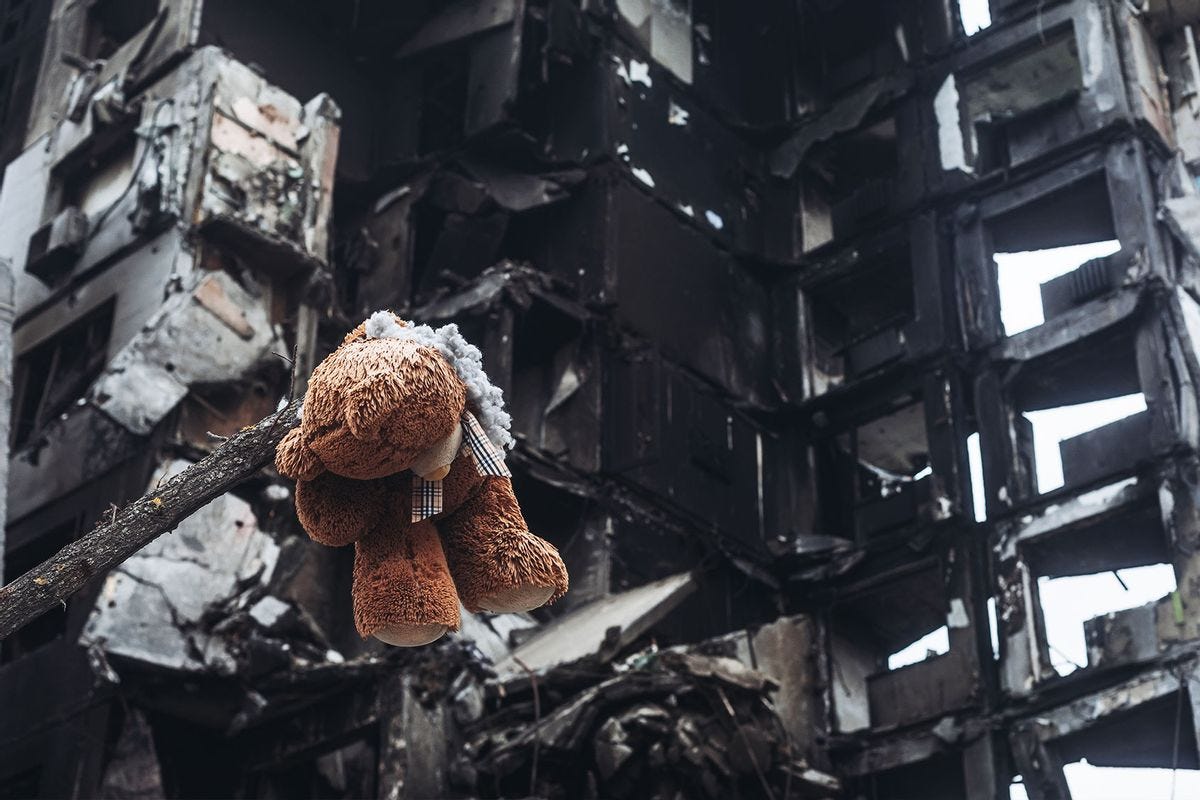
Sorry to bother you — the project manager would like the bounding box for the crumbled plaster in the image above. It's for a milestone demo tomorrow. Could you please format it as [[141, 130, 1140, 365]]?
[[81, 459, 279, 674], [89, 270, 283, 435]]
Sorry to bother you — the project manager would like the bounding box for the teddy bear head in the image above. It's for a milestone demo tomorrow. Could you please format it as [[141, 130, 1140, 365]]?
[[276, 312, 514, 482]]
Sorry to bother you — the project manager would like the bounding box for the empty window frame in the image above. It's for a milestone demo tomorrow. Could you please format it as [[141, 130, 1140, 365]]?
[[84, 0, 159, 61], [11, 300, 115, 448], [999, 478, 1174, 682], [996, 240, 1122, 337], [938, 0, 1140, 179], [957, 142, 1163, 352], [1, 517, 79, 663], [1007, 326, 1149, 499], [510, 299, 591, 462], [802, 110, 899, 249], [802, 236, 915, 394], [816, 395, 940, 542], [1039, 563, 1175, 676], [1014, 672, 1200, 795], [988, 171, 1123, 339], [888, 624, 950, 670], [408, 192, 508, 302], [830, 560, 973, 732], [955, 25, 1083, 172], [1024, 393, 1147, 495]]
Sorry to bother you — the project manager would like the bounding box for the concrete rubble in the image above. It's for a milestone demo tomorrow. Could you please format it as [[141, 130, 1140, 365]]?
[[3, 1, 1200, 798]]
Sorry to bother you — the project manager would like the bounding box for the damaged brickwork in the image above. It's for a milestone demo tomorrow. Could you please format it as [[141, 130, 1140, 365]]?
[[3, 1, 1200, 798]]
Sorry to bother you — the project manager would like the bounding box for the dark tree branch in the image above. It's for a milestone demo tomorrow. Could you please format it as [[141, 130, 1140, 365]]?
[[0, 401, 301, 641]]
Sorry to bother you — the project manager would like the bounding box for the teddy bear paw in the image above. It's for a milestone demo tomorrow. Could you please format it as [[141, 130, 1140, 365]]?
[[449, 527, 569, 615], [475, 583, 556, 614], [373, 622, 450, 647]]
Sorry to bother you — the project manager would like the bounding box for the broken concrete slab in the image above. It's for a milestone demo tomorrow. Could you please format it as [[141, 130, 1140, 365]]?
[[89, 271, 284, 436], [493, 571, 696, 676], [454, 604, 539, 665], [80, 459, 279, 674], [770, 73, 911, 178]]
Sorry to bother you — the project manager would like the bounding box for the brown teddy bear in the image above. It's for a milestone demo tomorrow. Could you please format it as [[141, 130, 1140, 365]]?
[[275, 312, 568, 646]]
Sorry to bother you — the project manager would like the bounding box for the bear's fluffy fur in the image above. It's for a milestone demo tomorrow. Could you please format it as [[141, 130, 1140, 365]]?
[[276, 313, 568, 644]]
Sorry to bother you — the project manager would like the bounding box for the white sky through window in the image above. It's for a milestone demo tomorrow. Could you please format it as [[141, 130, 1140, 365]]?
[[1023, 393, 1147, 494], [979, 242, 1186, 793], [1037, 565, 1176, 676], [959, 0, 991, 35], [995, 240, 1121, 336]]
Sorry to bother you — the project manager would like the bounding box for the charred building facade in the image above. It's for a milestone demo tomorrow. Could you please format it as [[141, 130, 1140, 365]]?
[[2, 1, 1200, 798]]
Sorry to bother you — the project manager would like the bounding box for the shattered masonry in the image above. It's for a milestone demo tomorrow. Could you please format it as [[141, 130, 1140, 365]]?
[[4, 0, 1200, 798]]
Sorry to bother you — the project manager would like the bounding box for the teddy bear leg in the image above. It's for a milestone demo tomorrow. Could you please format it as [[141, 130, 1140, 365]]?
[[442, 477, 568, 614], [353, 520, 462, 646]]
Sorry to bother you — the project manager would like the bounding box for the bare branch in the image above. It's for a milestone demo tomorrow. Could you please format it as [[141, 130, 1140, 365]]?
[[0, 401, 301, 642]]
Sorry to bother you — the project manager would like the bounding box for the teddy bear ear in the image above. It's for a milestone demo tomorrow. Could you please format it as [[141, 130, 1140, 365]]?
[[341, 322, 369, 346], [344, 372, 407, 441], [276, 427, 325, 481]]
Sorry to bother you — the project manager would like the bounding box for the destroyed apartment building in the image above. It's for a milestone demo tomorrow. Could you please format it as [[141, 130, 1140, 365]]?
[[7, 0, 1200, 797]]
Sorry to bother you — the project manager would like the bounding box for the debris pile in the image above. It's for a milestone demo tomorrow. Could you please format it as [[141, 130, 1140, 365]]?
[[459, 650, 839, 800]]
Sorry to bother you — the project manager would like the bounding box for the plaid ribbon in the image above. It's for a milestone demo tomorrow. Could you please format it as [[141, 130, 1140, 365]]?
[[411, 411, 511, 522]]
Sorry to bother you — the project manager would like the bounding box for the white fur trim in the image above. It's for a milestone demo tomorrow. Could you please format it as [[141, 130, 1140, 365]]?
[[362, 313, 514, 449]]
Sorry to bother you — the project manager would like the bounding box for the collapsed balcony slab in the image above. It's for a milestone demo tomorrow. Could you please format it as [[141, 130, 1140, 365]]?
[[492, 570, 696, 680]]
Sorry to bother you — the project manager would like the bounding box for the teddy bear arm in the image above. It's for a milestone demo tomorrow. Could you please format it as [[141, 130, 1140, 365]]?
[[295, 472, 390, 547], [276, 426, 324, 481]]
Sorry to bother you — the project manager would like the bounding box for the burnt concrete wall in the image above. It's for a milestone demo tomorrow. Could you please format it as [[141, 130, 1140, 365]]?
[[4, 2, 1200, 799]]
